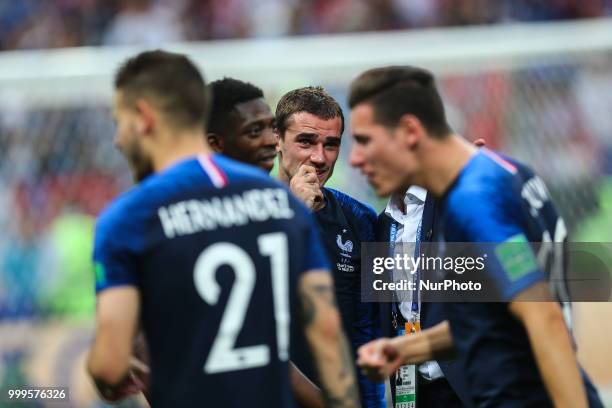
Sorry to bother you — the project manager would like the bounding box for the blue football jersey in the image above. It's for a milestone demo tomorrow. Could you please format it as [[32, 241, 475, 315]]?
[[304, 187, 384, 408], [438, 148, 602, 407], [93, 154, 329, 408]]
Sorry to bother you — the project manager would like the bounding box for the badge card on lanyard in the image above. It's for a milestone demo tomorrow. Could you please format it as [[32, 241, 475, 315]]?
[[394, 326, 418, 408]]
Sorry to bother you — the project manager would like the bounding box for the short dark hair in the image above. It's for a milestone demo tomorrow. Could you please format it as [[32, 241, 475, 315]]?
[[348, 66, 451, 137], [275, 86, 344, 137], [207, 78, 264, 136], [115, 49, 210, 129]]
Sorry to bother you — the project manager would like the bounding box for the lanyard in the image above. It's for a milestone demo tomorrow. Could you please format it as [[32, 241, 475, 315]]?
[[412, 221, 422, 318], [389, 221, 399, 253], [389, 219, 422, 322], [390, 221, 421, 408]]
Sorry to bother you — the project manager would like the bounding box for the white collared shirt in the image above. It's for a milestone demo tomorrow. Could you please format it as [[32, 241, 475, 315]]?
[[385, 186, 444, 381], [384, 186, 427, 247]]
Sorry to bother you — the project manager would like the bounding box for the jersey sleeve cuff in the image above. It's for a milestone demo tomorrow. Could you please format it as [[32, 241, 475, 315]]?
[[503, 270, 546, 302], [95, 279, 138, 294]]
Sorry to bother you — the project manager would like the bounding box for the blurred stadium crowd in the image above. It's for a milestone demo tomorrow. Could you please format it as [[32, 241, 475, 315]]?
[[1, 0, 612, 50]]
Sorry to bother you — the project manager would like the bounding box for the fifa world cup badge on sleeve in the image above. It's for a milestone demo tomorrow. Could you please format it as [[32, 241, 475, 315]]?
[[395, 322, 419, 408]]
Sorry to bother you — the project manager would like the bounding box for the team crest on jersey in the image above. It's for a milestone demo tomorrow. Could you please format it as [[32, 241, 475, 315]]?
[[336, 229, 355, 273], [336, 230, 353, 258]]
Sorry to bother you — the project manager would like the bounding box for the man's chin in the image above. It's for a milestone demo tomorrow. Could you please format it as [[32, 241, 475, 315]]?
[[376, 187, 394, 198], [370, 182, 395, 198], [316, 172, 330, 187], [123, 147, 153, 183], [257, 160, 275, 173], [255, 155, 276, 173]]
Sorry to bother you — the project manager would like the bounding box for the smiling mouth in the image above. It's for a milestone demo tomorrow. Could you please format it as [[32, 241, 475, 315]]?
[[258, 154, 277, 163]]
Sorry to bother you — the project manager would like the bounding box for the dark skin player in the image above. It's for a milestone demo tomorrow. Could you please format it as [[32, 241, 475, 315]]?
[[207, 78, 278, 173]]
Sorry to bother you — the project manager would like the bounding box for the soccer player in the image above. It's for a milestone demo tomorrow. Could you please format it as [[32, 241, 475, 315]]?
[[348, 66, 603, 407], [375, 139, 485, 408], [86, 50, 361, 408], [276, 86, 385, 408], [205, 77, 334, 408], [206, 77, 277, 173]]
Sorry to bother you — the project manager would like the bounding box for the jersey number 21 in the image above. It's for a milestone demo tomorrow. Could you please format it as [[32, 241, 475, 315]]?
[[193, 232, 290, 374]]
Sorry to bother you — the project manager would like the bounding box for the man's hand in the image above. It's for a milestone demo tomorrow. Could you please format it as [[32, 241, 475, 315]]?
[[131, 332, 152, 403], [93, 357, 149, 403], [357, 338, 404, 381], [290, 165, 324, 210], [357, 322, 453, 381]]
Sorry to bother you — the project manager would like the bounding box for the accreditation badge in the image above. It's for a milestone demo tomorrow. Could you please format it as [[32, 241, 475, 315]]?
[[394, 322, 419, 408]]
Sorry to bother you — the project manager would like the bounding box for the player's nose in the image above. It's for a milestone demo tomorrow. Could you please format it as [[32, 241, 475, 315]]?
[[309, 144, 325, 165], [261, 127, 277, 148]]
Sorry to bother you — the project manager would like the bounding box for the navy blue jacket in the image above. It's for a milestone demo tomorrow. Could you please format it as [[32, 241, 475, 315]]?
[[292, 188, 385, 408]]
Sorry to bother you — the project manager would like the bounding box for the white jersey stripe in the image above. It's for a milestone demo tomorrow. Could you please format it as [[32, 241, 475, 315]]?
[[482, 148, 518, 175], [198, 154, 227, 188]]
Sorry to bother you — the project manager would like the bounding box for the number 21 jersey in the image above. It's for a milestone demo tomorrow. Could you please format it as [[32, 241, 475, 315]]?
[[93, 154, 329, 408]]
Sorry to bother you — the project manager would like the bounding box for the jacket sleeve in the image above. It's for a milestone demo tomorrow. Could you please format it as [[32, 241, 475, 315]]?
[[352, 207, 386, 408]]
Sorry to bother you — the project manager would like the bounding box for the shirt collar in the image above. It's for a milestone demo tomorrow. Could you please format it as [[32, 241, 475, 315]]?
[[407, 185, 427, 203], [384, 186, 427, 223]]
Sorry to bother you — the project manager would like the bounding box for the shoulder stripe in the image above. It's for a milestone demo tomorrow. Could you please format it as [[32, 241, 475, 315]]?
[[198, 154, 228, 188], [482, 148, 518, 175]]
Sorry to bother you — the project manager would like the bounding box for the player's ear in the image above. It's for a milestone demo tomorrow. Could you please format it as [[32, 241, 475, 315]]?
[[135, 99, 155, 135], [397, 114, 422, 150], [276, 131, 284, 153], [207, 133, 224, 153]]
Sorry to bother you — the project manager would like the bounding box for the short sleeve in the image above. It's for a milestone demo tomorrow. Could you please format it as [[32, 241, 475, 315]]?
[[93, 211, 138, 293], [445, 189, 545, 301]]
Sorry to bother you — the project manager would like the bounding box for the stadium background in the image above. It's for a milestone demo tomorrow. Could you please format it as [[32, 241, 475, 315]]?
[[1, 0, 612, 407]]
